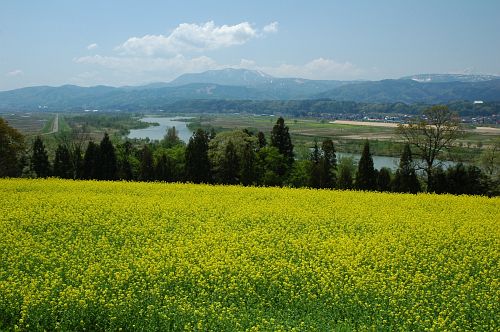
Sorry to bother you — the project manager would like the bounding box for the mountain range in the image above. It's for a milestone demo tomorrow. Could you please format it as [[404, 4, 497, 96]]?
[[1, 69, 499, 111]]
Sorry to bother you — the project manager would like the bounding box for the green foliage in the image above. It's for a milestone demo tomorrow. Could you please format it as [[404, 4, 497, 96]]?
[[287, 160, 311, 188], [185, 129, 211, 183], [355, 141, 377, 190], [270, 117, 294, 169], [376, 168, 392, 192], [392, 144, 421, 194], [98, 133, 117, 180], [337, 157, 356, 189], [53, 144, 73, 179], [320, 139, 337, 188], [161, 126, 184, 149], [83, 141, 99, 180], [256, 146, 287, 186], [31, 136, 51, 178], [0, 117, 25, 177], [139, 145, 155, 182], [219, 141, 240, 184]]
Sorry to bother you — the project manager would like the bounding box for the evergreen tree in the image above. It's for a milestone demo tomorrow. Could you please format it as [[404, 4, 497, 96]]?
[[355, 140, 377, 190], [309, 140, 321, 188], [429, 166, 447, 194], [392, 144, 421, 193], [337, 157, 355, 189], [185, 129, 211, 183], [117, 141, 134, 180], [98, 133, 117, 180], [257, 131, 267, 149], [53, 144, 72, 179], [72, 146, 84, 179], [240, 143, 256, 186], [462, 165, 489, 195], [83, 141, 99, 180], [320, 139, 337, 188], [377, 167, 392, 192], [270, 117, 294, 167], [31, 136, 51, 177], [155, 153, 173, 182], [139, 145, 155, 181], [0, 117, 25, 177], [219, 140, 240, 184]]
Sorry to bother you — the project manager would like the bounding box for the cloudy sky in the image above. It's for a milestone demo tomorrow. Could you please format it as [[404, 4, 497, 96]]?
[[1, 0, 499, 90]]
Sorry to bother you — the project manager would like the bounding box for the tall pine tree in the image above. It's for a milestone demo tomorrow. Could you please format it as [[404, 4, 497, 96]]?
[[355, 140, 377, 190], [257, 131, 267, 150], [185, 129, 211, 183], [31, 136, 51, 177], [98, 133, 117, 180], [53, 144, 72, 179], [83, 141, 99, 180], [139, 145, 155, 181], [392, 144, 421, 193], [309, 140, 321, 188], [270, 117, 294, 168], [320, 139, 337, 188], [219, 140, 240, 184], [240, 142, 256, 186]]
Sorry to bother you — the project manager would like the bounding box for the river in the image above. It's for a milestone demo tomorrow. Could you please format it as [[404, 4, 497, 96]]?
[[127, 117, 193, 142], [337, 152, 457, 171]]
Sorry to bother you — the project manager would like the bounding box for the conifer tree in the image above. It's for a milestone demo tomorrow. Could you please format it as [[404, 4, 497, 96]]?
[[139, 145, 155, 181], [377, 167, 392, 192], [309, 140, 321, 188], [392, 144, 421, 193], [83, 141, 99, 179], [257, 131, 267, 149], [53, 144, 72, 179], [72, 146, 84, 179], [220, 140, 239, 184], [0, 117, 25, 177], [270, 117, 294, 167], [240, 142, 256, 186], [355, 140, 377, 190], [185, 129, 211, 183], [337, 157, 355, 189], [320, 139, 337, 188], [31, 136, 51, 177], [98, 133, 117, 180], [155, 153, 173, 182], [117, 141, 134, 180]]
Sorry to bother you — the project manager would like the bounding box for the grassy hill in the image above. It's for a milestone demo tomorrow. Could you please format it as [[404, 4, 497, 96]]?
[[0, 179, 498, 330]]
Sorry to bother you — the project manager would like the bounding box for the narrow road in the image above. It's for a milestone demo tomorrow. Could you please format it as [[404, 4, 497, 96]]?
[[42, 114, 58, 135]]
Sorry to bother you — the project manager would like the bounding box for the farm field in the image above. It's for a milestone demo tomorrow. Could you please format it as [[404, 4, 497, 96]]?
[[189, 114, 498, 158], [0, 179, 499, 330]]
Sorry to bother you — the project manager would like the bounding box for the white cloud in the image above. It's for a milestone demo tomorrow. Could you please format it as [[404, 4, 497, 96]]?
[[258, 58, 363, 80], [87, 43, 98, 50], [75, 54, 218, 75], [116, 21, 277, 56], [262, 22, 278, 34], [6, 69, 23, 77]]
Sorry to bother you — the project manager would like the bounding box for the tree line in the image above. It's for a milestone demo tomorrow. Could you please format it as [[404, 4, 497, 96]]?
[[1, 111, 498, 196]]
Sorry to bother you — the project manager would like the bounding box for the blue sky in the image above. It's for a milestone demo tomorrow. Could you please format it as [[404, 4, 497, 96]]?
[[1, 0, 499, 90]]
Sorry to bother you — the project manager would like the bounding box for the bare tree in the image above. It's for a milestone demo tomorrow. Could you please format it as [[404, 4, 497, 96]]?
[[397, 105, 463, 189]]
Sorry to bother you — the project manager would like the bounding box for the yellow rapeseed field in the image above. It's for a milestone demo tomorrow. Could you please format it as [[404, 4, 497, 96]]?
[[0, 178, 498, 331]]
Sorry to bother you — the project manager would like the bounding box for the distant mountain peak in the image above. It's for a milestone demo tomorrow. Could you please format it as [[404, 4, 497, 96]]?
[[400, 73, 500, 83], [169, 68, 275, 87]]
